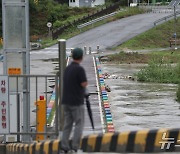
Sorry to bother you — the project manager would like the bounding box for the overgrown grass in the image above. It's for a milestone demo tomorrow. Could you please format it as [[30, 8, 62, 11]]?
[[106, 49, 180, 64], [136, 60, 180, 84], [116, 18, 180, 50]]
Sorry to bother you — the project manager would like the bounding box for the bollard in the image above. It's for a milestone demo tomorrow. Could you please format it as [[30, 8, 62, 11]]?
[[70, 48, 73, 57], [58, 39, 66, 131], [84, 46, 87, 55], [97, 45, 100, 54], [36, 96, 46, 141], [89, 47, 91, 54]]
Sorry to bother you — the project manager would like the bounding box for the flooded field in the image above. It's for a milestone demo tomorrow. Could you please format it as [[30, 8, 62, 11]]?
[[102, 63, 180, 131]]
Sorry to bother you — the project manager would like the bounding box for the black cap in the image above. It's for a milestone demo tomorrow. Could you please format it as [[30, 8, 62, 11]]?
[[72, 48, 83, 60]]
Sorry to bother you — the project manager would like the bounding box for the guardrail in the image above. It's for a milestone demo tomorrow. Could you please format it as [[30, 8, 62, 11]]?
[[77, 11, 120, 30], [154, 10, 180, 26]]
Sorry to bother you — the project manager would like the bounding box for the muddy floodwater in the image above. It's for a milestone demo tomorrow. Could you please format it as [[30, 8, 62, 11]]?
[[101, 63, 180, 131]]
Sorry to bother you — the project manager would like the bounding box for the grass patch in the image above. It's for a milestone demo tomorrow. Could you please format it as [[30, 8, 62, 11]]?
[[105, 51, 149, 63], [116, 18, 180, 50], [114, 7, 145, 19], [105, 49, 180, 64]]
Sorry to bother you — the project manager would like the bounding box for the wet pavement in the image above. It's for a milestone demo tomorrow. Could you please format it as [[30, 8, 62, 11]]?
[[101, 63, 180, 132]]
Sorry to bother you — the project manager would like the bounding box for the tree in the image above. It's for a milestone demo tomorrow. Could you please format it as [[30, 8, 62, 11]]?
[[54, 0, 68, 5]]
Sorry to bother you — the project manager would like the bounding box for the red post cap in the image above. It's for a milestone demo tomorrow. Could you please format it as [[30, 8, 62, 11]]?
[[40, 96, 44, 100]]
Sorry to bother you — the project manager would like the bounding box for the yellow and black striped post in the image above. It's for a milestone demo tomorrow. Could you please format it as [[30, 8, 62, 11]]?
[[5, 128, 180, 153], [80, 128, 180, 153]]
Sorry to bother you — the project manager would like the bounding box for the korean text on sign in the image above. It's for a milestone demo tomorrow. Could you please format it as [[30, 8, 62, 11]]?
[[0, 76, 9, 134]]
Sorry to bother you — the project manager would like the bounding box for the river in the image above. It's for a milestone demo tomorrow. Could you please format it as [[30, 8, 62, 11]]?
[[101, 63, 180, 131]]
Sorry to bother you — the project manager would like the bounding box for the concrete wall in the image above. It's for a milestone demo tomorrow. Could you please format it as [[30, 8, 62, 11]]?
[[79, 0, 91, 7]]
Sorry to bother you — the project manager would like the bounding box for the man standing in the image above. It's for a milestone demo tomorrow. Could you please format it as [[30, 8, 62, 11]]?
[[61, 48, 88, 153]]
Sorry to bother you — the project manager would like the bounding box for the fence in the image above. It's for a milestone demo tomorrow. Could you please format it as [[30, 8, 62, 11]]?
[[154, 10, 180, 26], [52, 2, 121, 39], [0, 74, 59, 143]]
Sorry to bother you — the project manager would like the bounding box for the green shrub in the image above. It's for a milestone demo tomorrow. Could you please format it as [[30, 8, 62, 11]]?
[[136, 59, 180, 84], [115, 7, 145, 19]]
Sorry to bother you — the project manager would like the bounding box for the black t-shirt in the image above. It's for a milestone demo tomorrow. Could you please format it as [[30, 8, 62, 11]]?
[[62, 61, 87, 106]]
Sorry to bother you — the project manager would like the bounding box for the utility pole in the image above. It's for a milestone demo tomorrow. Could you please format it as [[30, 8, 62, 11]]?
[[2, 0, 30, 142], [58, 39, 66, 131], [174, 5, 177, 49]]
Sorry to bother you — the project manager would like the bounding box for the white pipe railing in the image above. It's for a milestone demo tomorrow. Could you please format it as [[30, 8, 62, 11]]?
[[77, 10, 121, 29]]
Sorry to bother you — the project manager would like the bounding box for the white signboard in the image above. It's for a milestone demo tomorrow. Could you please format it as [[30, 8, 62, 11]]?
[[47, 22, 52, 28], [0, 76, 9, 134]]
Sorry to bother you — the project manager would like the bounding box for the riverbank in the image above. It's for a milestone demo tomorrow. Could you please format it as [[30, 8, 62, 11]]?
[[100, 49, 180, 101]]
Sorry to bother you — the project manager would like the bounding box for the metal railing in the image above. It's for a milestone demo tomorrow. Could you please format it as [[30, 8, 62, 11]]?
[[1, 74, 59, 143], [138, 4, 180, 13], [77, 11, 120, 30], [154, 10, 180, 26]]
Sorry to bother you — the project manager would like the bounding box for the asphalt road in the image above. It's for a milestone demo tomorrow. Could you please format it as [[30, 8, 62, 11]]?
[[49, 12, 172, 51]]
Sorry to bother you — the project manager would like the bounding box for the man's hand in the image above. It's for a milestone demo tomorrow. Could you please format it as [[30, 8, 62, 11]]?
[[81, 81, 88, 88]]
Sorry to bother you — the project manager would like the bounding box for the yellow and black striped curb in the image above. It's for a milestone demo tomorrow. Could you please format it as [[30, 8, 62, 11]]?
[[6, 139, 60, 154], [81, 128, 180, 153], [5, 128, 180, 153]]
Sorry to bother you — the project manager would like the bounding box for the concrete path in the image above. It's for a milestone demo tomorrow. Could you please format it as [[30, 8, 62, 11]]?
[[80, 55, 103, 135]]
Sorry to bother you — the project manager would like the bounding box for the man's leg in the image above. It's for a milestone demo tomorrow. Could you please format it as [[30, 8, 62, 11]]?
[[71, 105, 84, 150], [61, 105, 73, 151]]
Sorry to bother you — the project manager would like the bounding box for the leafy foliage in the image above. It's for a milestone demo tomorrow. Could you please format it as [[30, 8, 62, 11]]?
[[29, 0, 97, 35], [0, 0, 96, 37]]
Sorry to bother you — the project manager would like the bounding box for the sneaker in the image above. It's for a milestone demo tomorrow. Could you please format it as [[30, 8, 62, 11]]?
[[67, 149, 77, 153], [59, 149, 68, 154]]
